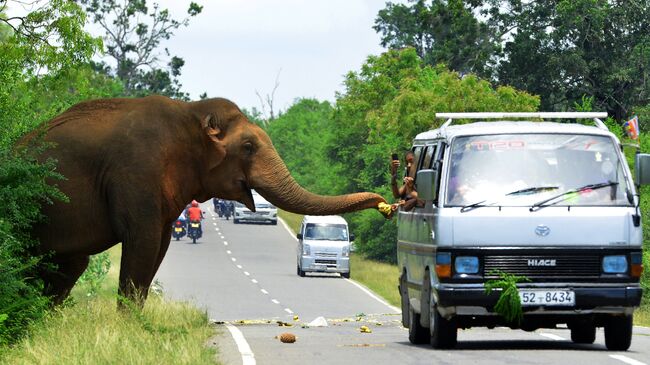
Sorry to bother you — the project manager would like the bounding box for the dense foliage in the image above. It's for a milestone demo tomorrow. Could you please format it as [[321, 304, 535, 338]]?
[[0, 0, 122, 346], [270, 48, 538, 262], [78, 0, 203, 99], [375, 0, 650, 122]]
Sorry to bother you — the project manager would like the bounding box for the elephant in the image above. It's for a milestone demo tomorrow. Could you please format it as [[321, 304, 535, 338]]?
[[25, 95, 388, 305]]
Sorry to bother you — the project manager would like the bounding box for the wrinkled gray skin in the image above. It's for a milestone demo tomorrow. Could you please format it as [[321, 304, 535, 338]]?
[[28, 95, 387, 305]]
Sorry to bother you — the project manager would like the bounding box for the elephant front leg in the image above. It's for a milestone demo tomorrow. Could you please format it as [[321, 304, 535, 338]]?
[[118, 232, 164, 307]]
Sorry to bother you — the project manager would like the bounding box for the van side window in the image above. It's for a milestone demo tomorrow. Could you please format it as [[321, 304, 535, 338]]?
[[411, 146, 424, 179], [422, 145, 437, 170]]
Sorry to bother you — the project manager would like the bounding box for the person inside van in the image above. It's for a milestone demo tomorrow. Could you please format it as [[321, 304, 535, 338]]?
[[390, 151, 422, 211]]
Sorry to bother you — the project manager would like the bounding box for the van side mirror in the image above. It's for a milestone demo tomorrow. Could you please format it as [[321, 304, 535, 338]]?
[[349, 233, 355, 242], [297, 233, 303, 240], [416, 169, 438, 201], [635, 153, 650, 185]]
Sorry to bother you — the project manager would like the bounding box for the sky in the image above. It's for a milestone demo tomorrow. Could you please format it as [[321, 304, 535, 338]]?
[[153, 0, 397, 114]]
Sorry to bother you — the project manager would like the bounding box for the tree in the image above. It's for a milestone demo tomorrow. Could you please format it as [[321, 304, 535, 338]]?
[[487, 0, 650, 120], [78, 0, 202, 99], [328, 48, 538, 262], [374, 0, 498, 78], [266, 99, 336, 194], [0, 0, 123, 345], [375, 1, 650, 121]]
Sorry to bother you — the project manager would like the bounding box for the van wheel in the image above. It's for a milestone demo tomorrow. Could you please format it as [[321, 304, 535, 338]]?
[[408, 307, 429, 345], [400, 273, 410, 327], [233, 219, 239, 224], [341, 272, 350, 279], [297, 265, 305, 277], [570, 324, 596, 344], [604, 314, 633, 351], [429, 303, 457, 349]]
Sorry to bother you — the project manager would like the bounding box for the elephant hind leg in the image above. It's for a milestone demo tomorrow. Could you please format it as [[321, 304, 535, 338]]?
[[43, 255, 90, 305]]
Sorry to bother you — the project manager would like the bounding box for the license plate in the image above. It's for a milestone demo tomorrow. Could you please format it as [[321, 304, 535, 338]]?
[[191, 223, 199, 228], [519, 290, 575, 306], [174, 228, 182, 232]]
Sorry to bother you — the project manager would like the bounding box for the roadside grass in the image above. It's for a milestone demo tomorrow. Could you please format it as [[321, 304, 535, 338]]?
[[637, 305, 650, 327], [1, 244, 219, 364]]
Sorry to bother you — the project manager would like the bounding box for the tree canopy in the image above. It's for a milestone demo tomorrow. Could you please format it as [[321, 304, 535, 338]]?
[[375, 0, 650, 121]]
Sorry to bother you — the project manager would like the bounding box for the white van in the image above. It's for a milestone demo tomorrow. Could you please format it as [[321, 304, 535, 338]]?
[[296, 215, 354, 278], [233, 191, 278, 225], [398, 112, 649, 350]]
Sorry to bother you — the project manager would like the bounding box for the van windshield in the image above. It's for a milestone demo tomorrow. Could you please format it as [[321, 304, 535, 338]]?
[[304, 223, 348, 241], [445, 134, 631, 207]]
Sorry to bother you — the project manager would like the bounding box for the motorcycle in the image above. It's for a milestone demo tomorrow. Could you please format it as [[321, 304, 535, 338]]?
[[171, 219, 186, 240], [187, 220, 202, 244]]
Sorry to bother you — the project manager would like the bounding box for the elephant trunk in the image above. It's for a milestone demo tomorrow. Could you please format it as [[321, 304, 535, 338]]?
[[251, 147, 386, 215]]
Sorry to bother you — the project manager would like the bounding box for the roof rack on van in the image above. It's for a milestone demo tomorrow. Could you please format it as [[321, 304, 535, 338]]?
[[435, 112, 609, 131]]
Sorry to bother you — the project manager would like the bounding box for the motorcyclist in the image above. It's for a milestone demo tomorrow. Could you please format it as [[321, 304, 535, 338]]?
[[187, 200, 203, 236]]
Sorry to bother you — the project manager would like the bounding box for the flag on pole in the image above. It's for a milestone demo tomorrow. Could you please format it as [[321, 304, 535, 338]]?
[[623, 115, 639, 140]]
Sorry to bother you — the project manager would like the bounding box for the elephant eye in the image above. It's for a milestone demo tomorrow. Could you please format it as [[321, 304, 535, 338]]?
[[243, 142, 254, 155]]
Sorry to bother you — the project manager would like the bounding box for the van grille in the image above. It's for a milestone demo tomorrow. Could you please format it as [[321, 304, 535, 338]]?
[[315, 259, 337, 265], [483, 255, 601, 280], [315, 252, 338, 258]]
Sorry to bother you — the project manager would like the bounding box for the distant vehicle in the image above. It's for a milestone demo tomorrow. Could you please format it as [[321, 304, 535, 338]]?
[[171, 219, 186, 240], [187, 221, 202, 244], [398, 112, 648, 350], [233, 191, 278, 225], [296, 215, 354, 278]]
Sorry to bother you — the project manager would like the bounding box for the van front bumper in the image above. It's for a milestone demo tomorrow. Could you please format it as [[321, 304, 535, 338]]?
[[435, 284, 642, 311], [300, 256, 350, 273]]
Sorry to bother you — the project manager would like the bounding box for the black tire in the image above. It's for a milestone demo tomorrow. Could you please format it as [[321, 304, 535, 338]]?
[[408, 307, 429, 345], [192, 237, 197, 244], [341, 272, 350, 279], [570, 324, 596, 344], [399, 274, 410, 327], [429, 304, 457, 349], [604, 314, 633, 351], [175, 236, 179, 241], [233, 219, 239, 224], [297, 265, 305, 277], [271, 220, 278, 225]]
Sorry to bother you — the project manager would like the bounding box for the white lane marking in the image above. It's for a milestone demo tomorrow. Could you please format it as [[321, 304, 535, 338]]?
[[538, 333, 566, 341], [284, 308, 294, 314], [279, 217, 298, 241], [226, 250, 231, 255], [271, 299, 279, 304], [223, 241, 228, 246], [260, 289, 269, 295], [237, 265, 243, 269], [610, 355, 647, 365], [212, 222, 217, 226], [225, 324, 256, 365], [251, 279, 258, 284], [231, 257, 237, 262], [244, 271, 250, 276], [216, 228, 220, 231], [344, 279, 401, 313]]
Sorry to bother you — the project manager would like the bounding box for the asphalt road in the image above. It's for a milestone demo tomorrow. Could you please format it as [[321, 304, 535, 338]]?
[[155, 202, 650, 365]]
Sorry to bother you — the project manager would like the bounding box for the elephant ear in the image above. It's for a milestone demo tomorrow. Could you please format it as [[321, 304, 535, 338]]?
[[202, 114, 227, 170]]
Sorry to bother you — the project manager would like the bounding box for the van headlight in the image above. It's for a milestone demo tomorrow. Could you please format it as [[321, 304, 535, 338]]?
[[342, 245, 350, 257], [602, 255, 627, 273], [455, 256, 479, 274], [302, 244, 310, 256]]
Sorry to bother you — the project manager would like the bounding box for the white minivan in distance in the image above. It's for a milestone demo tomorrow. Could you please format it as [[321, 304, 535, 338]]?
[[398, 112, 649, 351], [296, 215, 354, 278], [233, 191, 278, 225]]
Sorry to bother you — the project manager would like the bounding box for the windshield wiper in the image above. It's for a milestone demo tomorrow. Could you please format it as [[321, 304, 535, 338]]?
[[505, 186, 559, 196], [460, 200, 488, 213], [529, 181, 619, 212]]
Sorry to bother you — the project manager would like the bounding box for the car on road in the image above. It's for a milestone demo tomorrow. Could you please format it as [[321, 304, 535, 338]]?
[[233, 192, 278, 225], [398, 112, 648, 350], [296, 215, 354, 278]]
